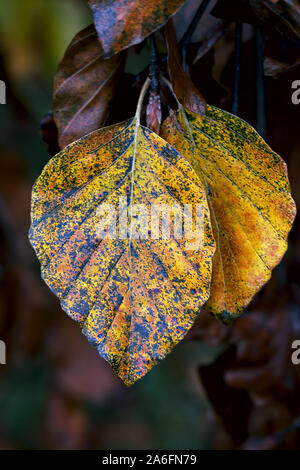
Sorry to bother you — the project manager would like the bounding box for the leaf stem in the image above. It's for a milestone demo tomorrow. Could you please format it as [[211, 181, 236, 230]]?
[[179, 0, 212, 70], [161, 76, 195, 145], [255, 27, 266, 138], [231, 22, 242, 115], [135, 77, 151, 125], [149, 34, 159, 92], [161, 76, 181, 109]]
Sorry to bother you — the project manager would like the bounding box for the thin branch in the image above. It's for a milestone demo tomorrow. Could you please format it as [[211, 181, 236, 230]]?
[[179, 0, 212, 70], [255, 27, 266, 138], [149, 34, 159, 92], [135, 78, 151, 125], [161, 76, 181, 109], [231, 22, 242, 115]]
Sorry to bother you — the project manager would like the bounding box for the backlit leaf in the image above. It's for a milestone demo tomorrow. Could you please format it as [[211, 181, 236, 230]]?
[[161, 105, 296, 323], [87, 0, 187, 58], [29, 98, 215, 385], [53, 24, 126, 149]]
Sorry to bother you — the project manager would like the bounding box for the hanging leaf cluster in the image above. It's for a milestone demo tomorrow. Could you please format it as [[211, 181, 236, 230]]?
[[29, 0, 297, 385]]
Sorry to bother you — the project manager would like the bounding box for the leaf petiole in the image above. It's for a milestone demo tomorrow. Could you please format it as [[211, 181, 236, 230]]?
[[161, 76, 195, 145], [161, 76, 181, 110], [134, 77, 151, 125]]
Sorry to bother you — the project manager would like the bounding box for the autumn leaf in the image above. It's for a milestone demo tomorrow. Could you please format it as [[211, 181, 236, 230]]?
[[264, 56, 300, 76], [29, 80, 215, 385], [161, 104, 296, 323], [250, 0, 300, 39], [87, 0, 187, 58], [53, 24, 126, 149], [212, 0, 300, 39]]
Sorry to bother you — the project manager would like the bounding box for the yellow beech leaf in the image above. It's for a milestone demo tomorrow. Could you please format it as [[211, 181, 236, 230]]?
[[161, 105, 296, 323], [29, 81, 215, 385]]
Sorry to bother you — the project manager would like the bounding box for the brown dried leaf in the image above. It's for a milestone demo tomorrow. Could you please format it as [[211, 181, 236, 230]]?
[[250, 0, 300, 39], [53, 24, 126, 149], [88, 0, 187, 58], [213, 0, 300, 38], [264, 56, 300, 76]]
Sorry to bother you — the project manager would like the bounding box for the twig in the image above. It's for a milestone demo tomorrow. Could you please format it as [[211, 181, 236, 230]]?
[[161, 76, 181, 109], [255, 27, 266, 138], [149, 34, 159, 92], [179, 0, 212, 70], [135, 78, 151, 124], [231, 23, 242, 115]]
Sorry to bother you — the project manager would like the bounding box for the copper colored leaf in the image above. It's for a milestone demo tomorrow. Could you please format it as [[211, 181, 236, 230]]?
[[264, 56, 300, 76], [88, 0, 187, 58], [213, 0, 300, 38], [164, 20, 206, 115], [53, 24, 126, 149], [161, 106, 296, 322], [250, 0, 300, 39], [29, 96, 215, 385]]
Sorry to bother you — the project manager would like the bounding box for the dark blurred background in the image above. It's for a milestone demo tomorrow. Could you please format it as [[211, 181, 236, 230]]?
[[0, 0, 300, 450]]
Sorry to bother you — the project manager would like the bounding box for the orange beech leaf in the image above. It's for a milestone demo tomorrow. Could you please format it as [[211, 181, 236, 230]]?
[[88, 0, 187, 58], [53, 24, 126, 149], [161, 105, 296, 323], [29, 81, 215, 385]]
